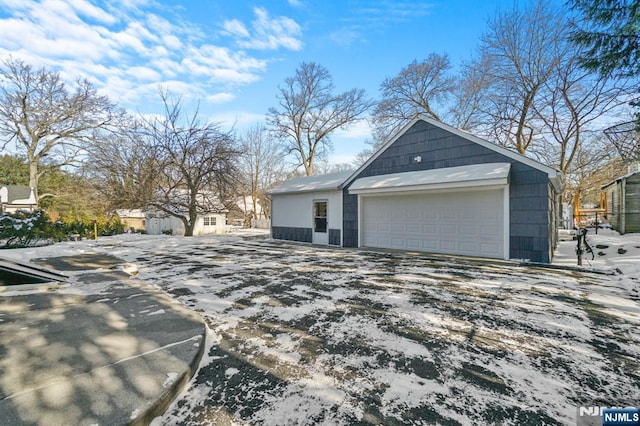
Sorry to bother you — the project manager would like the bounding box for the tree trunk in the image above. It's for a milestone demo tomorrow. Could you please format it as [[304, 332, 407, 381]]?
[[183, 216, 195, 236], [28, 157, 39, 201]]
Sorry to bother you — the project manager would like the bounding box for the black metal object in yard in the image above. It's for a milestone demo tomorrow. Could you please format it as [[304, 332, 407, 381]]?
[[575, 228, 594, 266]]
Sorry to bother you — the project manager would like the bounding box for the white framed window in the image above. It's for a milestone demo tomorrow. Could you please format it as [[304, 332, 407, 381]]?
[[203, 216, 217, 226]]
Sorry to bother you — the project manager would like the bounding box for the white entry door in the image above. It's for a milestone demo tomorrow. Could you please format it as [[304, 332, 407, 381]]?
[[312, 200, 329, 244], [361, 189, 505, 259]]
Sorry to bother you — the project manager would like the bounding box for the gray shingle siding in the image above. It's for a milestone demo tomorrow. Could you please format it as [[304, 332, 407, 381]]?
[[342, 192, 358, 247], [272, 226, 312, 243], [343, 120, 555, 263], [606, 172, 640, 234], [329, 229, 341, 245]]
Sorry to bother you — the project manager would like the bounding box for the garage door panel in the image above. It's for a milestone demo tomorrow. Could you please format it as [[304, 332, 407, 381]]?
[[362, 189, 504, 259], [460, 241, 478, 252], [407, 239, 421, 249], [480, 225, 499, 235], [440, 224, 456, 234], [439, 240, 456, 251], [407, 223, 420, 233], [422, 224, 438, 233], [459, 224, 477, 235], [481, 243, 500, 255], [391, 223, 405, 233]]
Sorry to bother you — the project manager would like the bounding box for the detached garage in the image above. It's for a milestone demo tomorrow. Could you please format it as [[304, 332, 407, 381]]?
[[269, 116, 561, 263]]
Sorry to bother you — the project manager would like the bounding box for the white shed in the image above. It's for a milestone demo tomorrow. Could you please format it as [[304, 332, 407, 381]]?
[[144, 210, 226, 236]]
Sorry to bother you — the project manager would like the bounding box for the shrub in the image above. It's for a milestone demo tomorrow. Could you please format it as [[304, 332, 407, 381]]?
[[0, 210, 64, 248], [0, 210, 124, 248]]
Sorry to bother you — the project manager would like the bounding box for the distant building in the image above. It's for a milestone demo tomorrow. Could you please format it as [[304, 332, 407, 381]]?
[[115, 209, 146, 232], [603, 167, 640, 234], [144, 209, 227, 236], [0, 186, 38, 213]]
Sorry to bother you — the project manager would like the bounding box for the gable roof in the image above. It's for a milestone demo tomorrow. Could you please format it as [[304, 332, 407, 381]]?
[[268, 116, 561, 196], [267, 171, 352, 195], [340, 116, 561, 191], [0, 186, 37, 205]]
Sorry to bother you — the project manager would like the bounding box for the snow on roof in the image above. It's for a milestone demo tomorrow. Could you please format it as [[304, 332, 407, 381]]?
[[115, 209, 145, 218], [268, 171, 352, 195], [349, 163, 511, 194]]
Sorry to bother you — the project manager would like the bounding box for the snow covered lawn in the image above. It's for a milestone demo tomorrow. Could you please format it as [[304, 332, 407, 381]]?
[[4, 230, 640, 425]]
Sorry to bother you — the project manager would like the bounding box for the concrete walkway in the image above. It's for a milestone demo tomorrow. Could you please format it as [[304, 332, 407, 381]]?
[[0, 254, 205, 426]]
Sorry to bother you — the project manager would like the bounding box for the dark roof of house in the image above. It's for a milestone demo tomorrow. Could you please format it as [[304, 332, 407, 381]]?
[[1, 185, 36, 204]]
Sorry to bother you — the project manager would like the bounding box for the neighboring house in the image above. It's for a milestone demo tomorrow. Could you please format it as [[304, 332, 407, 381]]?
[[145, 209, 226, 235], [144, 190, 229, 236], [115, 209, 146, 232], [602, 168, 640, 234], [0, 186, 38, 213], [268, 116, 561, 263]]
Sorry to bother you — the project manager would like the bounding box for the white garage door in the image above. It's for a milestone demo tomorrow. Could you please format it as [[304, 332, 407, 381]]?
[[361, 189, 505, 258]]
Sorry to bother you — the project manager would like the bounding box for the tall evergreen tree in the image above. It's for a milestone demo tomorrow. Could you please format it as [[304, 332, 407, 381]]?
[[570, 0, 640, 78]]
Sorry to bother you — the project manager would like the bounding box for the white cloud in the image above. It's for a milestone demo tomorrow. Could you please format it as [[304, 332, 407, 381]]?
[[223, 7, 302, 51], [126, 65, 162, 82], [66, 0, 117, 25], [222, 19, 250, 39], [206, 93, 235, 103], [333, 120, 372, 140], [0, 0, 293, 113], [209, 111, 267, 130]]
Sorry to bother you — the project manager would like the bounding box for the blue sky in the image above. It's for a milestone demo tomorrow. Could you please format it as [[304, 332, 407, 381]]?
[[0, 0, 525, 164]]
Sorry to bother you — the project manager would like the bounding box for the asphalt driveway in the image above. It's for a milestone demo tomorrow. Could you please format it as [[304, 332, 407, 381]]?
[[96, 235, 640, 425]]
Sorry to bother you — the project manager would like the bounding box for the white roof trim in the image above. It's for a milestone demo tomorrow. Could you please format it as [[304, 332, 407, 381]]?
[[349, 163, 511, 195], [341, 115, 560, 190], [268, 171, 352, 195]]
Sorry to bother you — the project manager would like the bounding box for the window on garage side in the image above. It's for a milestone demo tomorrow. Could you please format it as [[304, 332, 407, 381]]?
[[203, 216, 216, 226], [314, 201, 327, 233]]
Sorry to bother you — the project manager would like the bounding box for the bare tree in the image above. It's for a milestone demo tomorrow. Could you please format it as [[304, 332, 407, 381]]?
[[466, 1, 566, 154], [0, 57, 119, 199], [531, 52, 630, 193], [85, 120, 160, 210], [372, 53, 455, 141], [239, 123, 289, 222], [267, 62, 373, 176], [313, 159, 354, 175], [144, 91, 239, 236], [448, 55, 493, 130]]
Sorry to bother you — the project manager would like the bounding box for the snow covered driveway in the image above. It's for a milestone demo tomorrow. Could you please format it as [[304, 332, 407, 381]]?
[[14, 233, 639, 425]]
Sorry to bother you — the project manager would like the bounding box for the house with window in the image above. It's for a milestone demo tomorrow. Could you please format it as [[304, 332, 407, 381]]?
[[143, 191, 228, 236], [268, 116, 561, 263], [0, 186, 38, 213], [144, 209, 226, 235], [115, 209, 146, 232]]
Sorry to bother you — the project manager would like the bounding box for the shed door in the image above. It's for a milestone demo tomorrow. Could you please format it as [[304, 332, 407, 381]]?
[[361, 189, 505, 259], [313, 200, 328, 244]]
